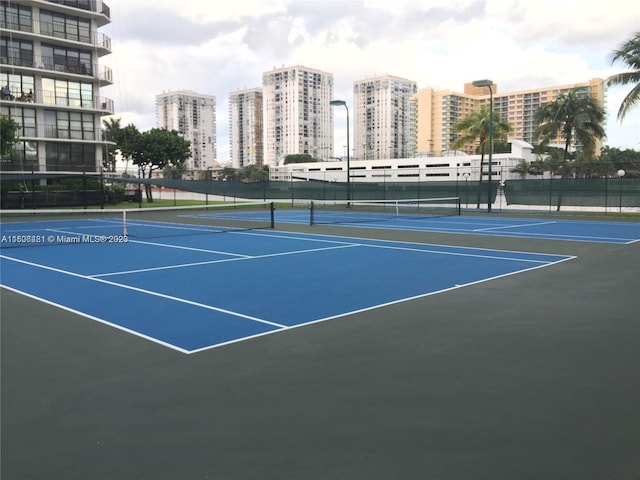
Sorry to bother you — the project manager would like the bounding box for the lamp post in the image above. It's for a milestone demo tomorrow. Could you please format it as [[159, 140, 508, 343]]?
[[462, 172, 471, 208], [330, 99, 350, 203], [472, 79, 493, 213], [617, 169, 625, 212]]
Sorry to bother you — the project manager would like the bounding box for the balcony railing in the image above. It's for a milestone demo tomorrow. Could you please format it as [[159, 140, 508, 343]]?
[[1, 54, 113, 84], [44, 1, 111, 22], [1, 88, 114, 113], [19, 124, 104, 141], [0, 18, 112, 53]]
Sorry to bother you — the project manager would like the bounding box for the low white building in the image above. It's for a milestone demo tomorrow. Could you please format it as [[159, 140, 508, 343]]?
[[270, 139, 535, 184]]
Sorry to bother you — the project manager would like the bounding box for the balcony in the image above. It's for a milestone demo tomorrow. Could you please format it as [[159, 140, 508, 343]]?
[[18, 124, 105, 142], [1, 88, 114, 114], [1, 54, 113, 86], [0, 18, 111, 55], [40, 1, 111, 27]]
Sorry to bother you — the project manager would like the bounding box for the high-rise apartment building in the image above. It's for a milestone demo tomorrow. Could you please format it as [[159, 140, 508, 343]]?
[[229, 88, 263, 168], [353, 75, 417, 160], [0, 0, 114, 172], [415, 79, 606, 156], [262, 65, 334, 166], [155, 90, 216, 170]]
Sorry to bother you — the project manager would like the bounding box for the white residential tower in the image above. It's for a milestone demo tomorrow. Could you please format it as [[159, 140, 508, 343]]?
[[262, 65, 334, 166], [229, 88, 263, 168], [155, 90, 216, 170], [354, 75, 418, 160]]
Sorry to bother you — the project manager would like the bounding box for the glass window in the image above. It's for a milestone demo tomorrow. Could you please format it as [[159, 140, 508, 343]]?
[[45, 143, 95, 172], [68, 81, 81, 107], [83, 113, 94, 139], [52, 15, 65, 38], [57, 111, 69, 139], [42, 78, 55, 104], [0, 3, 32, 32], [41, 42, 92, 74], [78, 19, 91, 43], [55, 80, 67, 106], [66, 17, 79, 41], [22, 109, 36, 136], [69, 112, 82, 139], [81, 83, 93, 107]]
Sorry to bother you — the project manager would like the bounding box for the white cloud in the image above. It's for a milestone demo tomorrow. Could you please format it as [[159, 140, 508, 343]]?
[[102, 0, 640, 158]]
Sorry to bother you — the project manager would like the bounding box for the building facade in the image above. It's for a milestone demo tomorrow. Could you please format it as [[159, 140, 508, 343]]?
[[262, 65, 334, 166], [353, 75, 417, 161], [155, 90, 216, 171], [414, 79, 606, 156], [0, 0, 114, 173], [269, 139, 536, 185], [229, 88, 263, 169]]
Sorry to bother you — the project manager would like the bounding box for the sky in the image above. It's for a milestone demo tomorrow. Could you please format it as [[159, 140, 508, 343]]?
[[100, 0, 640, 163]]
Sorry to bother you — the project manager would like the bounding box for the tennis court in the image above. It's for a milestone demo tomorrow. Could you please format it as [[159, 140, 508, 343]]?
[[1, 202, 638, 479], [277, 198, 640, 244]]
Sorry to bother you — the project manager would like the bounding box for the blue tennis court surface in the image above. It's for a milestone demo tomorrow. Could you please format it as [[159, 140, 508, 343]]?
[[1, 226, 573, 353], [276, 209, 640, 244]]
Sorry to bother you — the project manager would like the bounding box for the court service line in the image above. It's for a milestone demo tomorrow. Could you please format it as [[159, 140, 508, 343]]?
[[127, 238, 253, 257], [473, 220, 557, 232], [90, 243, 361, 277], [0, 254, 286, 329]]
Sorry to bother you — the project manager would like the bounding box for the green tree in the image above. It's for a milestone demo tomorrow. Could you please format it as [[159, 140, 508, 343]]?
[[102, 117, 122, 172], [607, 31, 640, 122], [510, 159, 543, 179], [219, 166, 239, 181], [283, 154, 317, 164], [131, 128, 191, 202], [452, 104, 511, 207], [0, 115, 20, 157], [599, 146, 640, 177], [534, 87, 605, 164], [102, 120, 141, 175], [241, 164, 269, 182]]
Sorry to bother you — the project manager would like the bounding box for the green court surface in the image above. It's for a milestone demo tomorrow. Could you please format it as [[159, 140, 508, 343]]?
[[1, 217, 639, 480]]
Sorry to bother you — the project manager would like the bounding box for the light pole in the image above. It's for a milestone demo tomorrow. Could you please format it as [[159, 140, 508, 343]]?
[[472, 79, 493, 213], [617, 169, 625, 212], [330, 99, 350, 203], [462, 172, 471, 208]]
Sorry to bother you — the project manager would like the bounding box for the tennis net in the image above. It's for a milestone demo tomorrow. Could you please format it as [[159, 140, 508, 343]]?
[[309, 197, 461, 226], [0, 201, 275, 248]]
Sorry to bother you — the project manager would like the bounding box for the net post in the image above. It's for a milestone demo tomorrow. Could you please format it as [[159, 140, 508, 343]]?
[[457, 196, 461, 215], [270, 202, 275, 229], [310, 201, 315, 226], [122, 210, 128, 236]]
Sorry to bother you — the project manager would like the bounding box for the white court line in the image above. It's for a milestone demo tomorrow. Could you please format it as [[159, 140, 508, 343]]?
[[188, 254, 576, 354], [0, 284, 192, 354], [473, 220, 558, 232], [361, 243, 554, 264], [0, 254, 286, 329], [90, 243, 360, 277], [127, 238, 252, 257], [233, 228, 573, 259]]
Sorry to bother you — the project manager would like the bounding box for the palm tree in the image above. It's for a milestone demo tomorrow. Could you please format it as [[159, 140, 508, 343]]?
[[510, 159, 543, 179], [102, 117, 121, 172], [534, 87, 605, 164], [607, 31, 640, 122], [452, 104, 511, 207]]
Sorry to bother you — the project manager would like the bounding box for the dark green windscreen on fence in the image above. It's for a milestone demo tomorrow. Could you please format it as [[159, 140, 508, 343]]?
[[106, 178, 498, 204], [504, 178, 640, 208], [2, 172, 639, 210]]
